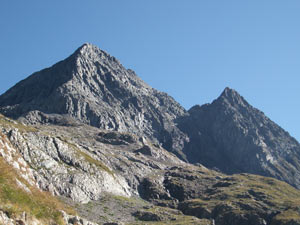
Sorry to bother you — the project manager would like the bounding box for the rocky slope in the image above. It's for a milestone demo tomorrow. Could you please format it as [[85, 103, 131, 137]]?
[[0, 116, 97, 225], [178, 87, 300, 188], [0, 113, 216, 224], [1, 114, 300, 225]]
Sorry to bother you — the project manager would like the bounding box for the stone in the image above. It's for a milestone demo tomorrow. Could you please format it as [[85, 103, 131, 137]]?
[[1, 43, 300, 225]]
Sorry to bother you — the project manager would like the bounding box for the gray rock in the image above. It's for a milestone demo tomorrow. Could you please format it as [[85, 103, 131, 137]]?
[[178, 87, 300, 188], [0, 43, 188, 159], [2, 43, 300, 190]]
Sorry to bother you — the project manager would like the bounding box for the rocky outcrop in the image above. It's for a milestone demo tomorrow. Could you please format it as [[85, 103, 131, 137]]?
[[0, 119, 99, 224], [0, 112, 183, 200], [141, 166, 300, 225], [0, 209, 98, 225], [1, 113, 300, 224]]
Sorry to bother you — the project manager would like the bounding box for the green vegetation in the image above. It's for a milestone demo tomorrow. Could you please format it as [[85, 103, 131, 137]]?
[[0, 154, 74, 224], [0, 114, 37, 132], [274, 208, 300, 221], [75, 148, 114, 176], [111, 194, 145, 205], [130, 205, 211, 225], [179, 173, 300, 222], [129, 218, 211, 225], [57, 136, 114, 176]]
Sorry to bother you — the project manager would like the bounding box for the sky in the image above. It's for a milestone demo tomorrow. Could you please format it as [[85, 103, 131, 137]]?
[[0, 1, 300, 141]]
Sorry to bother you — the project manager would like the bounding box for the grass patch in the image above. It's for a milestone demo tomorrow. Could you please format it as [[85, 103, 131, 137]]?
[[111, 195, 137, 204], [180, 173, 300, 221], [274, 209, 300, 221], [129, 213, 209, 225], [57, 136, 114, 176], [0, 154, 74, 224], [75, 149, 114, 176], [0, 114, 37, 132]]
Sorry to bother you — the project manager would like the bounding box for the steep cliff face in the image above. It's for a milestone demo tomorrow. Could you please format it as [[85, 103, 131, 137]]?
[[0, 43, 188, 158], [178, 87, 300, 188]]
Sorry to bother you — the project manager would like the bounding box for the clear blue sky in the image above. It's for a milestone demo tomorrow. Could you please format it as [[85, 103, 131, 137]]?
[[1, 1, 300, 141]]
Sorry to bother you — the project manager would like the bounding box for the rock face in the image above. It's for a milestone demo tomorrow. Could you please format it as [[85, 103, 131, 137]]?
[[136, 164, 300, 225], [2, 114, 300, 225], [178, 87, 300, 188], [1, 43, 300, 191], [0, 43, 188, 159], [0, 114, 187, 224], [0, 115, 183, 204]]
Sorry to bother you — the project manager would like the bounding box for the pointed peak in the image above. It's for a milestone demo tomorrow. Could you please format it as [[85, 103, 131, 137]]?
[[79, 42, 99, 50], [219, 87, 243, 101], [74, 42, 101, 55], [216, 87, 248, 107], [220, 87, 240, 98], [72, 43, 119, 64]]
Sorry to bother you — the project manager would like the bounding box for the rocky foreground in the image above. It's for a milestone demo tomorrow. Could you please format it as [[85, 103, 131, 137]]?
[[1, 114, 300, 225]]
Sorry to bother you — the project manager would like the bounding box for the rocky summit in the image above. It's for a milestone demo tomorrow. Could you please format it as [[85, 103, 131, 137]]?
[[178, 87, 300, 188], [1, 43, 300, 224], [0, 43, 188, 159]]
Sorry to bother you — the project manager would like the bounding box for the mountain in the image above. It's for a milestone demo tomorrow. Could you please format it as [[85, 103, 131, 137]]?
[[1, 43, 300, 224], [178, 87, 300, 188], [1, 43, 300, 189], [0, 43, 188, 159]]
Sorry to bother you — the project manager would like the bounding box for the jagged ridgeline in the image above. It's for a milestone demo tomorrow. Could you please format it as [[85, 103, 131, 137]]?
[[1, 43, 300, 189], [1, 43, 300, 224], [0, 43, 188, 160]]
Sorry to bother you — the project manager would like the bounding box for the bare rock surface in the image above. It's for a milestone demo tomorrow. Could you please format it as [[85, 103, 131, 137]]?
[[2, 43, 300, 190], [2, 43, 300, 224], [178, 87, 300, 188], [0, 43, 188, 159], [1, 111, 300, 224]]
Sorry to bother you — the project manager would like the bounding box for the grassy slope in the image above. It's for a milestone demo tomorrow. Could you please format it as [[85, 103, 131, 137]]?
[[179, 172, 300, 223], [0, 115, 74, 224], [0, 156, 75, 224]]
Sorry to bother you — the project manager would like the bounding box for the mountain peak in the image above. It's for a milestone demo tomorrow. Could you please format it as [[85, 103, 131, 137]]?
[[220, 87, 240, 98], [76, 42, 99, 54], [216, 87, 248, 107], [0, 43, 186, 154], [72, 43, 119, 65], [73, 42, 103, 57]]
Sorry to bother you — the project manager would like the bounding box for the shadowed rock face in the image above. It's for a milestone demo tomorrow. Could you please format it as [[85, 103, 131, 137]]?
[[1, 43, 300, 190], [178, 87, 300, 188]]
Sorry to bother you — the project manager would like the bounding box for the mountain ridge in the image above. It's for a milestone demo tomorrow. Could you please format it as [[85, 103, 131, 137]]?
[[1, 43, 300, 189], [1, 43, 300, 224], [0, 43, 189, 160]]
